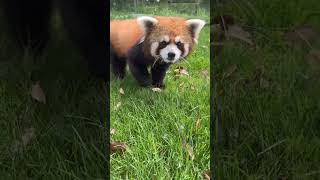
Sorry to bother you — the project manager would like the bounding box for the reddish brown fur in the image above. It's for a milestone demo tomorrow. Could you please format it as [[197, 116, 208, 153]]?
[[110, 16, 194, 58], [110, 19, 143, 57]]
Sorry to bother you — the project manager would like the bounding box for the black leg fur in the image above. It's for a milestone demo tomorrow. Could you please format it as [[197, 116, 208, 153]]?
[[126, 42, 172, 88], [127, 43, 156, 87], [110, 47, 126, 79], [128, 61, 152, 87], [151, 63, 170, 88]]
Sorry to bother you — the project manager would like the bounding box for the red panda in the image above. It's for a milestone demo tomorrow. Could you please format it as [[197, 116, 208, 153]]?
[[110, 16, 205, 88]]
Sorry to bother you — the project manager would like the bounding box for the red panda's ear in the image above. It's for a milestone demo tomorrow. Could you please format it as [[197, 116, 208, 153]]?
[[186, 19, 206, 43], [137, 16, 158, 35]]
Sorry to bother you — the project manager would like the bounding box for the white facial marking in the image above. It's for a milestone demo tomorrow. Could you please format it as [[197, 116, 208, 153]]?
[[160, 35, 169, 42], [138, 36, 145, 44], [175, 36, 184, 43], [175, 36, 189, 57], [183, 43, 189, 57], [150, 42, 159, 57], [159, 43, 182, 64]]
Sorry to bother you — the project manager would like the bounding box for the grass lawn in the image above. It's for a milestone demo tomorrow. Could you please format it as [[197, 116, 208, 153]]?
[[0, 15, 107, 178], [110, 7, 210, 179], [212, 0, 320, 179]]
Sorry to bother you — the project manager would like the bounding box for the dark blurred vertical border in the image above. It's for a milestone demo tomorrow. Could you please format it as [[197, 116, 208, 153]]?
[[0, 0, 111, 178], [210, 0, 320, 179], [209, 1, 215, 180], [107, 1, 111, 179]]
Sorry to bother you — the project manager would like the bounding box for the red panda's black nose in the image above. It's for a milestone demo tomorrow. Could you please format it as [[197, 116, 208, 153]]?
[[167, 52, 176, 60]]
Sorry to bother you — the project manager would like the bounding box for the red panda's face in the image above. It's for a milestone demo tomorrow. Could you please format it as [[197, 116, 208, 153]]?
[[137, 16, 205, 64]]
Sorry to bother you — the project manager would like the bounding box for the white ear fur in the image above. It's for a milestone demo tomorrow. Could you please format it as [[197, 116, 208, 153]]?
[[186, 19, 206, 43], [137, 16, 158, 34]]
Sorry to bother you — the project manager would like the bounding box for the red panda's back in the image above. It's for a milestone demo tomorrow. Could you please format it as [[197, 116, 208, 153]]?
[[110, 19, 143, 58]]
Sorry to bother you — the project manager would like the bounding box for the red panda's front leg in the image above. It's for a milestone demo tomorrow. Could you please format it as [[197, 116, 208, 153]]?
[[128, 60, 152, 87], [151, 63, 170, 89]]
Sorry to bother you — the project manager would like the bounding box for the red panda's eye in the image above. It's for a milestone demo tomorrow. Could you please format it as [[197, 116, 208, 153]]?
[[176, 42, 183, 46], [160, 41, 167, 46]]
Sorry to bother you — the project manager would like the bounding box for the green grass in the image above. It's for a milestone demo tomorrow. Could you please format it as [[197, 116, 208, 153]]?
[[110, 8, 210, 179], [0, 16, 107, 178], [212, 0, 320, 179], [111, 3, 210, 23]]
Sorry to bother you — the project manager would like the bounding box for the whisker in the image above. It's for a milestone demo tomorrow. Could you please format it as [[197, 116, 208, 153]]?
[[181, 57, 187, 61], [152, 56, 161, 67], [178, 57, 191, 66]]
